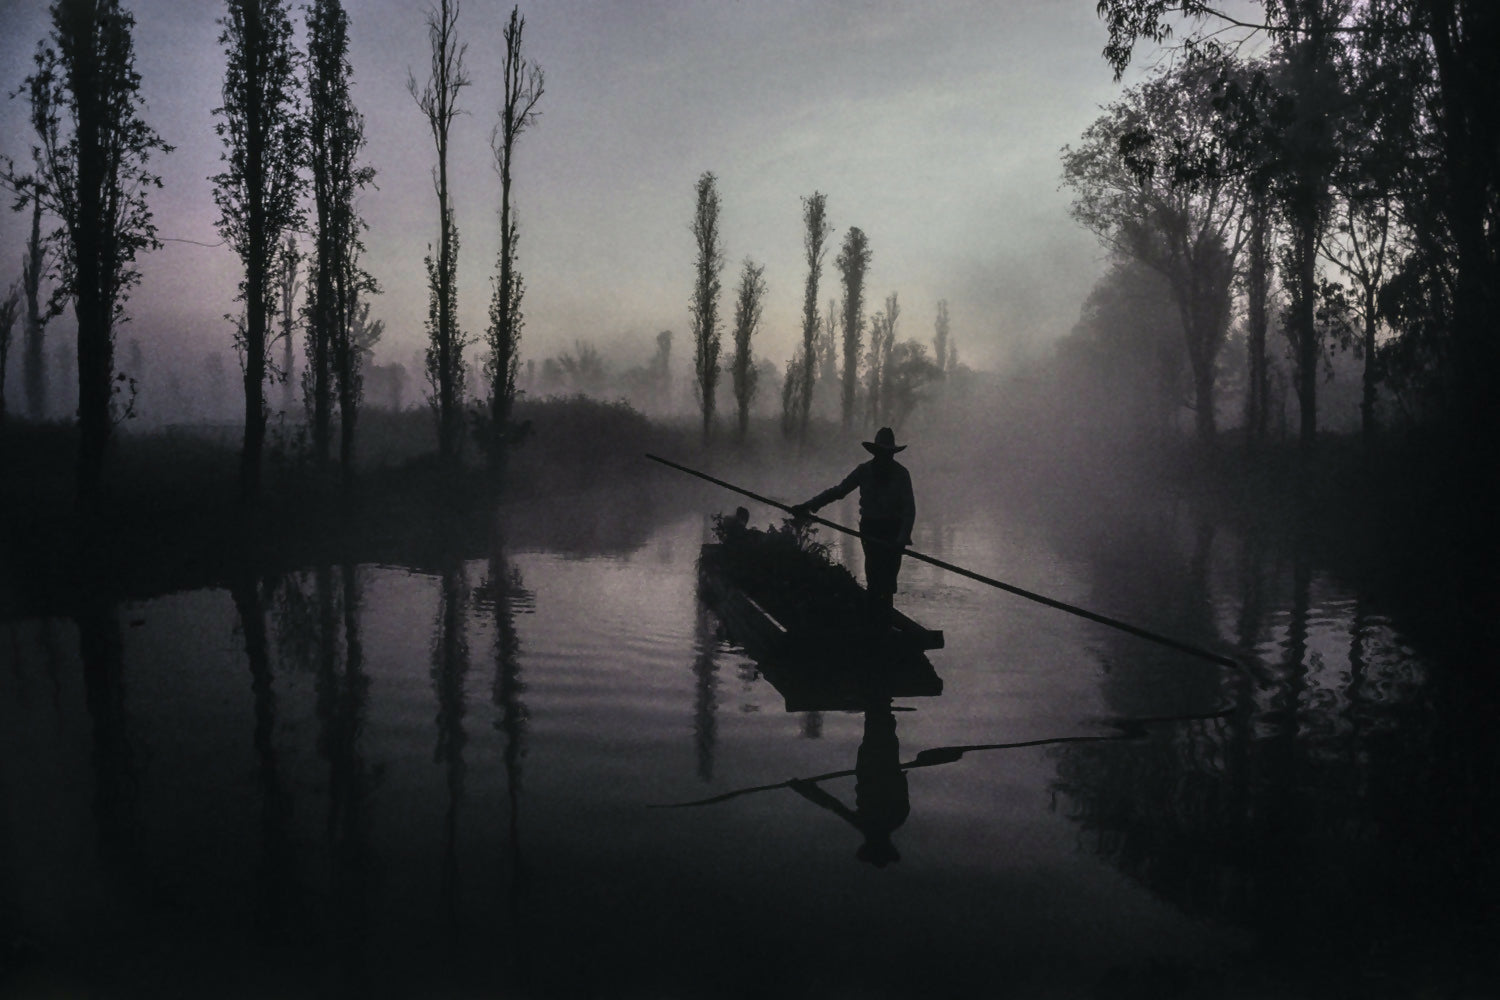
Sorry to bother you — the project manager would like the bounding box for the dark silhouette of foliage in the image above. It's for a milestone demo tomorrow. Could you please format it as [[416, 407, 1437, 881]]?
[[729, 258, 766, 443], [1062, 61, 1246, 447], [835, 227, 871, 430], [689, 171, 724, 444], [214, 0, 307, 500], [410, 0, 471, 463], [1095, 0, 1500, 471], [484, 5, 543, 473], [6, 0, 171, 508]]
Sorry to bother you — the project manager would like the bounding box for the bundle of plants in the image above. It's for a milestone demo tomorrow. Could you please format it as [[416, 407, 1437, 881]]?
[[709, 512, 866, 631]]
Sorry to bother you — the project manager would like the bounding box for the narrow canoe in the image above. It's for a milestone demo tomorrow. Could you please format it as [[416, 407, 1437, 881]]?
[[697, 543, 943, 710]]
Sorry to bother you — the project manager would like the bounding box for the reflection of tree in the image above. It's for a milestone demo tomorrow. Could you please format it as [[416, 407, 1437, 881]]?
[[230, 572, 300, 945], [1050, 525, 1494, 982], [690, 601, 719, 781], [268, 559, 374, 989], [476, 540, 534, 986], [328, 560, 373, 993], [478, 548, 530, 858], [76, 593, 137, 873], [432, 555, 469, 925]]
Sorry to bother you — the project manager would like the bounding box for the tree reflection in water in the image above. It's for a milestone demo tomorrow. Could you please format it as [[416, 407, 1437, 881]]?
[[259, 558, 375, 995], [230, 573, 300, 948], [1049, 516, 1499, 990], [690, 600, 719, 781], [431, 553, 469, 930], [76, 593, 138, 879], [475, 535, 534, 986]]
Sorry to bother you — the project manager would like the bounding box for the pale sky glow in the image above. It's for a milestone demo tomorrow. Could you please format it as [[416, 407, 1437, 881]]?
[[0, 0, 1151, 401]]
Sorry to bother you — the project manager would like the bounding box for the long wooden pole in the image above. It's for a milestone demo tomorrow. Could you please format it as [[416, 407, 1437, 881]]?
[[646, 453, 1246, 672]]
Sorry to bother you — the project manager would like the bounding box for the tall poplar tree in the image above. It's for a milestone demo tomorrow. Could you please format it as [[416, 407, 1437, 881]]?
[[797, 192, 830, 438], [7, 0, 171, 508], [485, 5, 543, 472], [214, 0, 307, 500], [307, 0, 375, 479], [689, 171, 723, 444], [729, 258, 766, 443], [410, 0, 470, 462]]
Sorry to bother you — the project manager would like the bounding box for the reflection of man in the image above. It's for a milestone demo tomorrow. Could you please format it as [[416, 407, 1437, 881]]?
[[793, 427, 915, 624], [789, 705, 909, 867]]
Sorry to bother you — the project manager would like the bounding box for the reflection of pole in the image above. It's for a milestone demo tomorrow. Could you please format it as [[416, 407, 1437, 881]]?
[[691, 601, 719, 781], [432, 556, 470, 926]]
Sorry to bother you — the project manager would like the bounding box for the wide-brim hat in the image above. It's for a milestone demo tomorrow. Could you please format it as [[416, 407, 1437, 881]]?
[[862, 426, 906, 455]]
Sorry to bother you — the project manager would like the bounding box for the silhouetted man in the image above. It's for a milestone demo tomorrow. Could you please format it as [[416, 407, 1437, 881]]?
[[793, 426, 915, 624]]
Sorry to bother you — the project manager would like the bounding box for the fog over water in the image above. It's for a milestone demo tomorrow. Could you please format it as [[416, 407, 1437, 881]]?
[[0, 0, 1139, 425]]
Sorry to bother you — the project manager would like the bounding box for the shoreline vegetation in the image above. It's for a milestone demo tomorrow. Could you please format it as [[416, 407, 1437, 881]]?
[[3, 393, 1491, 669]]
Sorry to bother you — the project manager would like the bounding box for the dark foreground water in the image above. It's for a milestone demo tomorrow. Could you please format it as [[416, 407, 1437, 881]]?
[[2, 475, 1495, 999]]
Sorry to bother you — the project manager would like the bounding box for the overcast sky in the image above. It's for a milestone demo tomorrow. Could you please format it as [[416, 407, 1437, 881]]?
[[0, 0, 1153, 385]]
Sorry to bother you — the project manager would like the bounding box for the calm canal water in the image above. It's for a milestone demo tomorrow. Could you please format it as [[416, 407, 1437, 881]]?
[[2, 477, 1494, 998]]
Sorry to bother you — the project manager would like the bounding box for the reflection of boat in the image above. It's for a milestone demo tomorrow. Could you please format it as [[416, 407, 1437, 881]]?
[[697, 542, 943, 711]]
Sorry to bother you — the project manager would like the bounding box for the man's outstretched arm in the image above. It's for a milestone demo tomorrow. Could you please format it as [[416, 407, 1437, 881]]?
[[796, 466, 861, 514]]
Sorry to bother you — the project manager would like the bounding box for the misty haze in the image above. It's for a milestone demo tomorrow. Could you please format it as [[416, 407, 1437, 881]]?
[[1, 2, 1495, 999]]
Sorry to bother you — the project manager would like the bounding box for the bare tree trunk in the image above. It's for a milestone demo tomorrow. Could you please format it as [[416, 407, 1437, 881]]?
[[23, 196, 47, 422], [1244, 192, 1269, 450], [241, 80, 269, 502], [311, 254, 334, 463], [74, 85, 111, 512], [336, 268, 356, 481], [1290, 219, 1318, 452], [1360, 287, 1377, 446]]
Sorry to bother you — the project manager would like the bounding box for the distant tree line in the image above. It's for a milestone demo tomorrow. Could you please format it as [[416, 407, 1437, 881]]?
[[683, 178, 960, 448]]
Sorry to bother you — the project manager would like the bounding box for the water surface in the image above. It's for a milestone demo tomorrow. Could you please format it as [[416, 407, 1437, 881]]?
[[2, 483, 1492, 998]]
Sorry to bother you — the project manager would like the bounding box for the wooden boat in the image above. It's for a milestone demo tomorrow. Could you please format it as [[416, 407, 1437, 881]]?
[[698, 541, 943, 711]]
